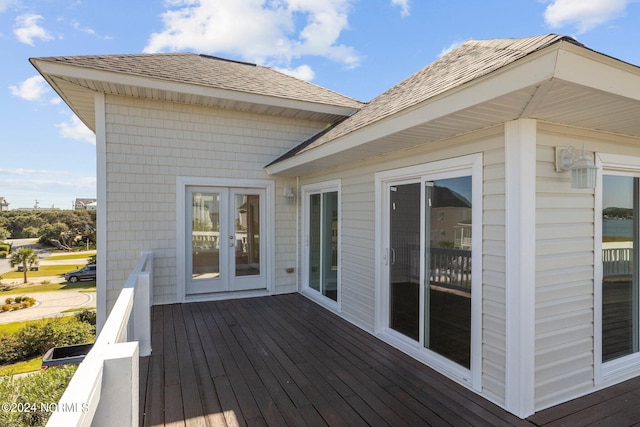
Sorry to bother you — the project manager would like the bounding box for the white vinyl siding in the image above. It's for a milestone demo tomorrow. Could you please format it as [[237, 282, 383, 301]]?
[[535, 132, 596, 410], [300, 126, 504, 401], [482, 145, 507, 405], [103, 95, 327, 311]]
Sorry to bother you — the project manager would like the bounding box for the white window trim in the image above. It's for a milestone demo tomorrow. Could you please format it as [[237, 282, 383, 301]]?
[[595, 153, 640, 385], [374, 153, 483, 391], [176, 176, 275, 303], [300, 179, 341, 313]]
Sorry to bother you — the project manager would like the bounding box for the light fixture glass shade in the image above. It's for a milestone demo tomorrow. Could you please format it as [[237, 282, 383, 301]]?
[[570, 158, 598, 189]]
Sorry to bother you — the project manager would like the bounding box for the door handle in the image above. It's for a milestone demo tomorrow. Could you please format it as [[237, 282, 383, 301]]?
[[390, 248, 396, 265]]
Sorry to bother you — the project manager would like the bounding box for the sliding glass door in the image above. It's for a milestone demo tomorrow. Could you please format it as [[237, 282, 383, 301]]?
[[385, 173, 474, 371], [303, 181, 340, 308], [602, 175, 639, 363]]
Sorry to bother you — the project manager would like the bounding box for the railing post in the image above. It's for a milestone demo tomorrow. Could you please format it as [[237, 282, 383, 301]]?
[[133, 272, 152, 356], [91, 342, 139, 427]]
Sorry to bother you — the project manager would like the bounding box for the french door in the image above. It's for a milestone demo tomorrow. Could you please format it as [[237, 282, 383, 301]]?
[[387, 176, 473, 369], [186, 186, 265, 295]]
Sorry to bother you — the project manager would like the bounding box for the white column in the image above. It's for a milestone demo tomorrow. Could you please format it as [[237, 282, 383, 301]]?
[[504, 119, 537, 417], [95, 92, 108, 333]]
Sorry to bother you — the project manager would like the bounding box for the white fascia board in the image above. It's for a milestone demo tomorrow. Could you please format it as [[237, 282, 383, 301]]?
[[554, 43, 640, 102], [266, 47, 561, 175], [32, 60, 360, 117]]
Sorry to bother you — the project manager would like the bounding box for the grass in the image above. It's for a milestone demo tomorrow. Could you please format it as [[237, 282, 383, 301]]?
[[0, 356, 41, 376], [61, 306, 95, 313], [0, 319, 35, 336], [0, 281, 96, 295], [0, 265, 81, 279], [46, 252, 96, 261]]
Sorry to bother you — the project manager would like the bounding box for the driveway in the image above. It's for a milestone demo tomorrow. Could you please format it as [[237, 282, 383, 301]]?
[[0, 290, 95, 324]]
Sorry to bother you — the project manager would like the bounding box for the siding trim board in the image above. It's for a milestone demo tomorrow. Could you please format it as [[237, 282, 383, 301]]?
[[504, 119, 537, 417]]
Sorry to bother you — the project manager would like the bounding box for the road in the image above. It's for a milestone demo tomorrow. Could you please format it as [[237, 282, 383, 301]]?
[[0, 240, 96, 323], [0, 238, 44, 275]]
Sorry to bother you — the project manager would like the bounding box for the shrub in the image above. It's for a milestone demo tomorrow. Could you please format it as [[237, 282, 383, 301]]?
[[74, 310, 96, 326], [0, 364, 78, 426], [0, 334, 24, 364], [0, 250, 7, 258], [0, 296, 36, 312], [15, 318, 95, 360]]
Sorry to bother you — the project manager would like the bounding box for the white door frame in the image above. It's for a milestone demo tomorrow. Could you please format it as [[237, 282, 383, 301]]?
[[595, 153, 640, 385], [374, 154, 483, 390], [177, 176, 275, 302], [300, 179, 341, 312]]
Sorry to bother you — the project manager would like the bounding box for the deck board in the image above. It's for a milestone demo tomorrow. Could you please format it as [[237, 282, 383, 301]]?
[[140, 293, 640, 426]]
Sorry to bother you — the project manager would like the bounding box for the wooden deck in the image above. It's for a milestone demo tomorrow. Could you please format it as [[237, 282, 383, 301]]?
[[139, 293, 640, 426]]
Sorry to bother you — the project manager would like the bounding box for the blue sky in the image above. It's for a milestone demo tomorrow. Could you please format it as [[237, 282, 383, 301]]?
[[1, 0, 639, 209]]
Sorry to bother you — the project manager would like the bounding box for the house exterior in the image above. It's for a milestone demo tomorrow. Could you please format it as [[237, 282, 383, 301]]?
[[75, 197, 97, 210], [31, 34, 640, 418], [0, 197, 9, 211]]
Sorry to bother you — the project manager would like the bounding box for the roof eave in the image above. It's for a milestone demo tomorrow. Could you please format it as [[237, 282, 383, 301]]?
[[30, 58, 362, 120], [266, 40, 640, 176]]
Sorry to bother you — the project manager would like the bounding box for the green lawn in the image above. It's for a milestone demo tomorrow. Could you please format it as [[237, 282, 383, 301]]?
[[0, 357, 41, 376], [47, 252, 96, 261], [0, 264, 86, 279], [0, 281, 96, 295]]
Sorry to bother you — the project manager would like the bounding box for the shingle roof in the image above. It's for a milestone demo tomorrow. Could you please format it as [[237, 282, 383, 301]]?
[[32, 53, 364, 110], [270, 34, 581, 165]]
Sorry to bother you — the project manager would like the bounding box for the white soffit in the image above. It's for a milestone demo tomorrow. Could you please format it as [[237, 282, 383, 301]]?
[[32, 59, 360, 123], [267, 42, 640, 176]]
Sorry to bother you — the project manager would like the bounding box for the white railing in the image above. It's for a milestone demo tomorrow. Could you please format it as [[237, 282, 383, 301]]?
[[46, 251, 153, 427], [603, 247, 632, 277]]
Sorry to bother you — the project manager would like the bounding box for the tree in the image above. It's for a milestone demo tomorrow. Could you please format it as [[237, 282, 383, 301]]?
[[9, 247, 39, 284]]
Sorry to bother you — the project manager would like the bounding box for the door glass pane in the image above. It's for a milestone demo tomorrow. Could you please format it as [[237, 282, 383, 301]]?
[[192, 192, 220, 280], [309, 194, 321, 292], [235, 194, 260, 277], [322, 191, 339, 301], [308, 191, 339, 301], [389, 183, 420, 341], [602, 175, 639, 362], [426, 176, 472, 368]]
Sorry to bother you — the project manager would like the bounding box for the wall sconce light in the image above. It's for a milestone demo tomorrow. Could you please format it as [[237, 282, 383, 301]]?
[[284, 187, 296, 205], [555, 146, 598, 189]]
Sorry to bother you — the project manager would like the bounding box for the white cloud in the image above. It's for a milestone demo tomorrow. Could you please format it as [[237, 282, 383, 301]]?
[[544, 0, 630, 33], [0, 0, 17, 13], [9, 75, 49, 101], [56, 115, 95, 145], [391, 0, 410, 17], [274, 64, 315, 81], [71, 20, 96, 36], [14, 13, 53, 45], [0, 168, 71, 176], [437, 39, 466, 58], [144, 0, 362, 76]]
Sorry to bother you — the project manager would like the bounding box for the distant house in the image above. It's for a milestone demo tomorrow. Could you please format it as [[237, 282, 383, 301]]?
[[32, 35, 640, 418], [0, 197, 8, 211], [75, 198, 97, 210]]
